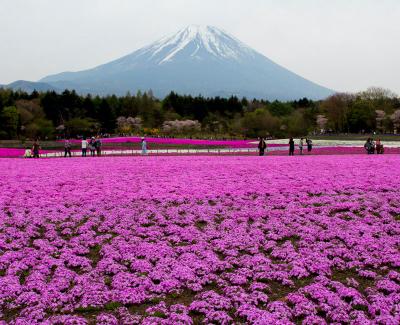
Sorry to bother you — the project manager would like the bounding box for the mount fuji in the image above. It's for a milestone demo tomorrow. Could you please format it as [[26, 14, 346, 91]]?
[[37, 25, 333, 100]]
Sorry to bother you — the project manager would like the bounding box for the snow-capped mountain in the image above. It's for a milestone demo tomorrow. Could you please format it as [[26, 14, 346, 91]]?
[[127, 25, 257, 65], [39, 25, 333, 100]]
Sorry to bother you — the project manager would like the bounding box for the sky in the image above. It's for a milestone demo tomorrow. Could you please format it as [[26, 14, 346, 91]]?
[[1, 0, 399, 94]]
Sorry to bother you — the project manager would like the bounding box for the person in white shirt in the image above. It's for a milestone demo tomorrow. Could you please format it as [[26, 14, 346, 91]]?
[[24, 148, 32, 158], [81, 138, 88, 157], [299, 138, 304, 155]]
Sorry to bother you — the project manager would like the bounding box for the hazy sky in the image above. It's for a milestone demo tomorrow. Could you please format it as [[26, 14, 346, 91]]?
[[1, 0, 399, 93]]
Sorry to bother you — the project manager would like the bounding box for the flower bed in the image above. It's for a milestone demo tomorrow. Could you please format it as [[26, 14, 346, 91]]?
[[62, 136, 259, 148], [267, 146, 400, 156], [2, 145, 400, 158], [0, 156, 399, 323]]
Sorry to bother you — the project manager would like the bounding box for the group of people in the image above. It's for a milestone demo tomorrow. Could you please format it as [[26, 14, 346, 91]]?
[[72, 137, 102, 157], [76, 136, 147, 157], [289, 137, 313, 156], [258, 137, 313, 156], [24, 136, 149, 158], [23, 140, 41, 158], [364, 138, 384, 154]]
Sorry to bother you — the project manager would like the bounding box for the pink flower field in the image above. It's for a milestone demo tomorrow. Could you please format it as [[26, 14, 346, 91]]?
[[67, 137, 258, 147], [0, 155, 399, 324]]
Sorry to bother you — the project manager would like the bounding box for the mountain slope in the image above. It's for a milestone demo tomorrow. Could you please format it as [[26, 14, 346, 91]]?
[[40, 25, 334, 100], [3, 80, 59, 93]]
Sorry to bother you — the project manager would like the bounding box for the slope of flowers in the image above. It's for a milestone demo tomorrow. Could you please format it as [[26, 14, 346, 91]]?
[[0, 156, 399, 324], [63, 137, 258, 148]]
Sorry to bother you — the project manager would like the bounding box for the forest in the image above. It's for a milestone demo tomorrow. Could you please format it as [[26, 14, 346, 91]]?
[[0, 87, 399, 140]]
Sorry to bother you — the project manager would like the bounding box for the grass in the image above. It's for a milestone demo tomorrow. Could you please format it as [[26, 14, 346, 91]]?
[[195, 220, 208, 230], [1, 306, 24, 323], [86, 244, 102, 267], [261, 276, 316, 302], [330, 268, 375, 296]]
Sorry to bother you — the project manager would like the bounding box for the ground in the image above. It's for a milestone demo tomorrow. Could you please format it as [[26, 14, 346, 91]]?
[[0, 155, 399, 324]]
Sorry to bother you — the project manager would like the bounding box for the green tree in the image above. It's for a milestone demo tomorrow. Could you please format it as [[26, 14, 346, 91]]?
[[268, 101, 294, 117], [98, 99, 116, 133], [241, 109, 281, 137], [348, 99, 376, 132], [65, 118, 98, 137], [320, 93, 352, 132], [26, 118, 54, 139], [286, 111, 308, 136], [0, 106, 19, 139]]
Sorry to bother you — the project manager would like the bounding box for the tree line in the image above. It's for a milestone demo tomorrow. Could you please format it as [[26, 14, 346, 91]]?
[[0, 87, 399, 140]]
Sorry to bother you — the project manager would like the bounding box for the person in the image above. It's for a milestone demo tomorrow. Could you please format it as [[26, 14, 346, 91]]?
[[24, 147, 32, 158], [89, 137, 96, 157], [258, 137, 267, 156], [364, 138, 371, 154], [289, 137, 295, 156], [141, 137, 147, 155], [376, 138, 384, 154], [95, 137, 102, 156], [32, 139, 40, 158], [299, 138, 304, 155], [64, 139, 72, 157], [364, 138, 374, 154], [81, 137, 88, 157], [306, 138, 313, 153]]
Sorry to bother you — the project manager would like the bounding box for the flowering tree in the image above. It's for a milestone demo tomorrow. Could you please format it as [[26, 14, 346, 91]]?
[[316, 115, 328, 133], [162, 120, 201, 135], [375, 110, 386, 133], [390, 110, 400, 132], [117, 116, 142, 134], [116, 117, 127, 132], [126, 117, 142, 131]]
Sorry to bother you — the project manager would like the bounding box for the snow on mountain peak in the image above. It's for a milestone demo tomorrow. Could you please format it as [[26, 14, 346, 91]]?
[[144, 25, 255, 65]]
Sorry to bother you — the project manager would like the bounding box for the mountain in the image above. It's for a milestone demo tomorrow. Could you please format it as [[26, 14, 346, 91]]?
[[40, 25, 333, 100], [2, 80, 59, 93]]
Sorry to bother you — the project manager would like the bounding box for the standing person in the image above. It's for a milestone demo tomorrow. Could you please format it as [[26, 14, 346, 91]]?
[[81, 137, 88, 157], [376, 139, 384, 154], [364, 138, 373, 154], [64, 139, 72, 157], [258, 137, 267, 156], [32, 139, 40, 158], [89, 137, 96, 157], [95, 137, 102, 156], [306, 138, 313, 153], [371, 139, 376, 154], [141, 137, 147, 155], [289, 137, 295, 156], [364, 138, 370, 154], [299, 138, 304, 155]]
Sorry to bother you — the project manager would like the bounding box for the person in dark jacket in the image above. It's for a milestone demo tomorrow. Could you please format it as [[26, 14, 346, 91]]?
[[258, 137, 267, 156], [306, 138, 313, 153], [32, 139, 40, 158], [376, 139, 384, 154], [364, 138, 374, 154], [289, 137, 295, 156], [64, 139, 72, 157], [89, 137, 96, 156], [95, 137, 102, 156]]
